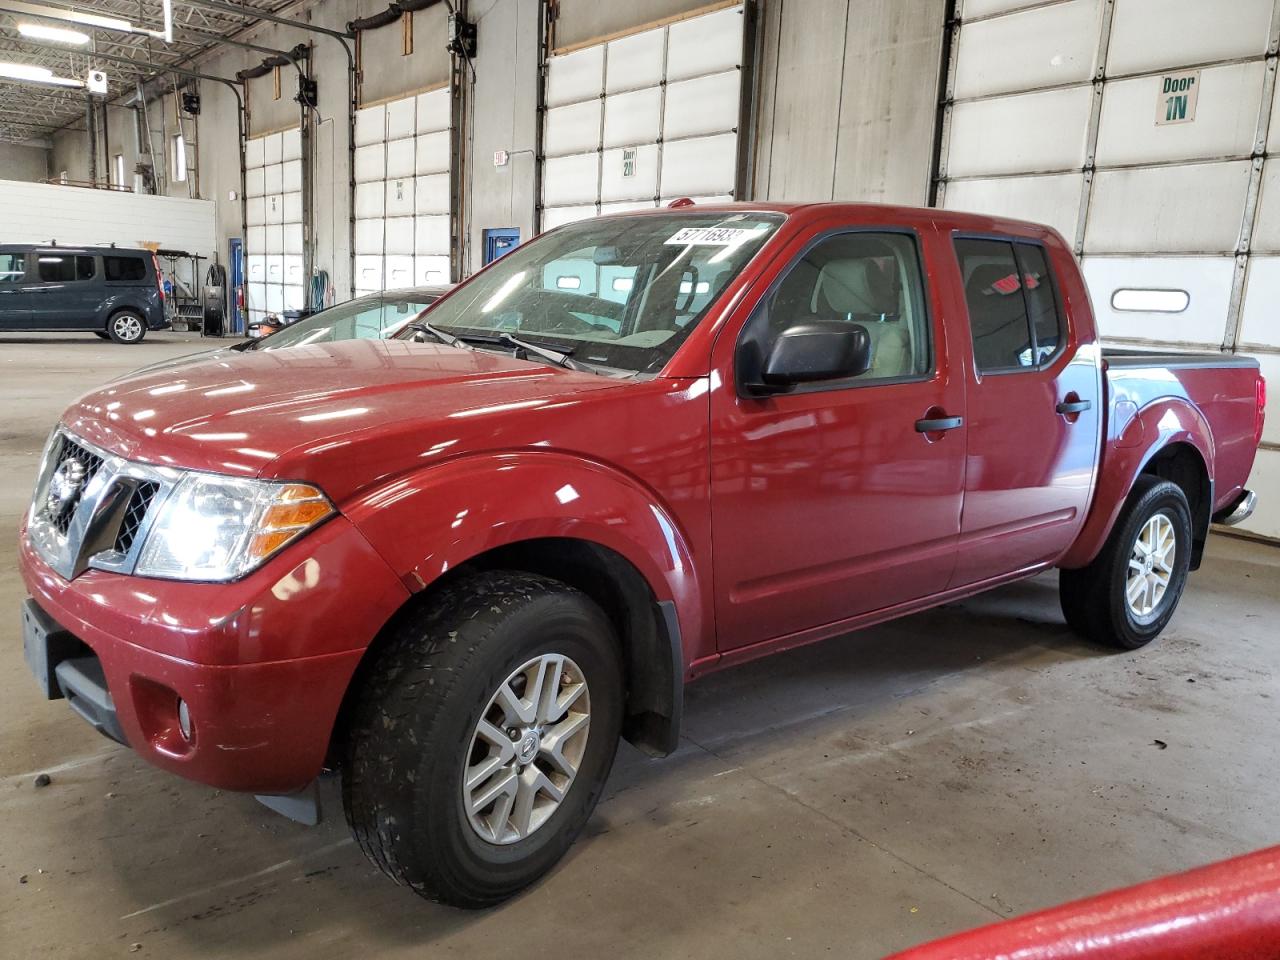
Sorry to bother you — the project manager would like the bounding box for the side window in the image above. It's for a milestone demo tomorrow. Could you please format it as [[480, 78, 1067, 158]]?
[[103, 256, 147, 282], [748, 231, 932, 384], [0, 253, 24, 284], [954, 237, 1063, 372], [1015, 244, 1062, 363], [37, 255, 77, 283], [76, 256, 96, 281]]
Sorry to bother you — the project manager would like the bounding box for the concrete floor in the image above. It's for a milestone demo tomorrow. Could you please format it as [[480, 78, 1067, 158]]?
[[2, 332, 1278, 959]]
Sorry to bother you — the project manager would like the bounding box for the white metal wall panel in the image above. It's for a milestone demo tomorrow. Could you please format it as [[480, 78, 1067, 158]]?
[[1239, 257, 1280, 349], [1094, 62, 1264, 166], [947, 88, 1092, 178], [661, 133, 737, 198], [546, 46, 604, 107], [603, 87, 662, 147], [943, 174, 1084, 242], [1248, 160, 1280, 252], [665, 5, 742, 80], [604, 28, 664, 93], [352, 89, 453, 295], [541, 4, 743, 227], [1239, 452, 1280, 538], [1086, 161, 1252, 254], [953, 0, 1101, 101], [962, 0, 1048, 18], [244, 127, 302, 326], [1082, 256, 1234, 347], [1106, 0, 1272, 75], [663, 72, 741, 141]]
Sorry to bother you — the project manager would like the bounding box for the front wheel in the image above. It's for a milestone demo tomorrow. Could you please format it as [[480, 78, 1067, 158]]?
[[1060, 476, 1193, 649], [342, 571, 623, 907], [107, 311, 146, 344]]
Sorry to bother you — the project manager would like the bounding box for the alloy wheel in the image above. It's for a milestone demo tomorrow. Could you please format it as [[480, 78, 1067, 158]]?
[[462, 653, 591, 845]]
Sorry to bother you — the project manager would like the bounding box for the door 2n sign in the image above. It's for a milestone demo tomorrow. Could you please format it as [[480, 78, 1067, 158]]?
[[1156, 70, 1199, 125]]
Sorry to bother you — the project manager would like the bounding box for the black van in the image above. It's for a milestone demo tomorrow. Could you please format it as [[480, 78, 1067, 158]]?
[[0, 244, 167, 344]]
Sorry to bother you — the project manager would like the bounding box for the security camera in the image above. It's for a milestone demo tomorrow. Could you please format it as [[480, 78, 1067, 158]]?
[[87, 70, 108, 95]]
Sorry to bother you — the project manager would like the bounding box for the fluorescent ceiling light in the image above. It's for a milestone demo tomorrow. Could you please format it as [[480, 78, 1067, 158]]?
[[2, 1, 171, 41], [17, 22, 91, 44], [0, 61, 85, 87]]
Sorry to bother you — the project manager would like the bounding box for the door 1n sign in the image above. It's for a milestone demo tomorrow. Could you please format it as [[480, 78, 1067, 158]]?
[[1156, 71, 1199, 125]]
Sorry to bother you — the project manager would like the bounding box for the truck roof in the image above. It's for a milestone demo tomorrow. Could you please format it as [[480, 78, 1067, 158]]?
[[594, 200, 1062, 243]]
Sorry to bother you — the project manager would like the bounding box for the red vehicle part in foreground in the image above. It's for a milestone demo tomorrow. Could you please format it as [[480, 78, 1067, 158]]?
[[887, 845, 1280, 960]]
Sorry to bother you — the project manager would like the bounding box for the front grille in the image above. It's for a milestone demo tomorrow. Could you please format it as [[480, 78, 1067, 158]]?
[[45, 436, 107, 535], [113, 481, 160, 554]]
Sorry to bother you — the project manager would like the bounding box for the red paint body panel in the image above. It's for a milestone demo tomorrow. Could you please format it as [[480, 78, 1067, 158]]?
[[888, 845, 1280, 960], [19, 517, 402, 792], [15, 201, 1264, 795]]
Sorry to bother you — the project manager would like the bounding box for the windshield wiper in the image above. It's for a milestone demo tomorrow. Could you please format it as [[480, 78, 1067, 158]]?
[[496, 332, 582, 371], [408, 320, 471, 349]]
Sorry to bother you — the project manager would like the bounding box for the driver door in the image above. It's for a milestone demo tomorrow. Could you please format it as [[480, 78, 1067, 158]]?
[[709, 225, 968, 651]]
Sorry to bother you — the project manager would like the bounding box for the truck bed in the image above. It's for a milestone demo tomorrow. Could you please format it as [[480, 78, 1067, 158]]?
[[1102, 346, 1261, 371]]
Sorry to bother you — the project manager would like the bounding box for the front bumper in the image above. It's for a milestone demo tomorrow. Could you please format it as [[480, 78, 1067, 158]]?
[[18, 515, 411, 795]]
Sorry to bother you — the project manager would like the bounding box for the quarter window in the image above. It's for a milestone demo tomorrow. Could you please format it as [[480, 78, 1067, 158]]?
[[954, 238, 1064, 373], [0, 253, 23, 283], [744, 231, 932, 386], [103, 256, 147, 282]]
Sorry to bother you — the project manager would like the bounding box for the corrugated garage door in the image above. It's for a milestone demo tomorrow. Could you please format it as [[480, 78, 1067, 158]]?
[[353, 87, 453, 296], [245, 127, 304, 328], [541, 3, 746, 229], [937, 0, 1280, 539]]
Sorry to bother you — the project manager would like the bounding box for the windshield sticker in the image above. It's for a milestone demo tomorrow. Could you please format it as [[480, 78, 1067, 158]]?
[[665, 227, 759, 246]]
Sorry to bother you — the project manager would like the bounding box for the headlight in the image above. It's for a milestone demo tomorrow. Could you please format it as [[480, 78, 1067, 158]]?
[[135, 474, 334, 581]]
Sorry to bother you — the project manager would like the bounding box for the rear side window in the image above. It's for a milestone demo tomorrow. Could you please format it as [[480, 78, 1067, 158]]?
[[37, 255, 76, 283], [76, 256, 95, 280], [0, 253, 23, 283], [104, 256, 147, 282], [954, 238, 1064, 372]]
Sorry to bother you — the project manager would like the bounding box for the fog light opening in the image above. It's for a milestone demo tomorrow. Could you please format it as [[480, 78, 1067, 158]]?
[[177, 698, 193, 741]]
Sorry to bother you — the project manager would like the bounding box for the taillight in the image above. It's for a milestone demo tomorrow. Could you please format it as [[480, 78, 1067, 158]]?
[[1257, 375, 1267, 444], [152, 254, 165, 302]]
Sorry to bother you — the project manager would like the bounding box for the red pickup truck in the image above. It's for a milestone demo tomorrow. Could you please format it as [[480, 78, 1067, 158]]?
[[20, 202, 1264, 907]]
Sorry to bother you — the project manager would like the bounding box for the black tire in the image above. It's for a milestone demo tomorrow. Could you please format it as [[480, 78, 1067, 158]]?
[[1060, 475, 1193, 650], [107, 310, 147, 344], [341, 571, 623, 908]]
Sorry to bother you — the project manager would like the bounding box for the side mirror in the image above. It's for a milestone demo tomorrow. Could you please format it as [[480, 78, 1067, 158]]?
[[752, 320, 871, 392]]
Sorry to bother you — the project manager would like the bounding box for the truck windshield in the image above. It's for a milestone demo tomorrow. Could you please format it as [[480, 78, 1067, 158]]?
[[406, 212, 783, 374]]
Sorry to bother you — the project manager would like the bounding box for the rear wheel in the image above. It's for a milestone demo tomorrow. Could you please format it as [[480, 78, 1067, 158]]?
[[342, 571, 623, 907], [1060, 475, 1193, 649], [107, 310, 146, 344]]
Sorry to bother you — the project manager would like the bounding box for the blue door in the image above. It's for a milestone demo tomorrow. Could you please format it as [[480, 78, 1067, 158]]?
[[483, 228, 520, 266], [229, 238, 245, 334]]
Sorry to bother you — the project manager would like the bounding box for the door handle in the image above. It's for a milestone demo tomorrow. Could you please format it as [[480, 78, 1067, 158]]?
[[915, 415, 963, 433], [1056, 399, 1092, 415]]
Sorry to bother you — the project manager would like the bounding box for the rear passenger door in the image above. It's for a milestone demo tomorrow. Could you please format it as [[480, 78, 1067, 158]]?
[[0, 251, 32, 329], [949, 236, 1102, 586], [29, 253, 99, 329]]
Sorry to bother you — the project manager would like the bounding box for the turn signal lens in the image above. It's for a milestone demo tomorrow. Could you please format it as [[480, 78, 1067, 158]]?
[[247, 484, 333, 563]]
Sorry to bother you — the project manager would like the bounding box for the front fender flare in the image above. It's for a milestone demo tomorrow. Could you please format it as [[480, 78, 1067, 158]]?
[[343, 450, 707, 672]]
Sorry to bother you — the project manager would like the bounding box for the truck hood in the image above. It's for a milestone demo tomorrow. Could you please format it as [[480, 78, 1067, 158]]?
[[63, 338, 625, 483]]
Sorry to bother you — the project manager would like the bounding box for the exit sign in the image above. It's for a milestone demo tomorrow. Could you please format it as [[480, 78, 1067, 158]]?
[[1156, 70, 1199, 125]]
